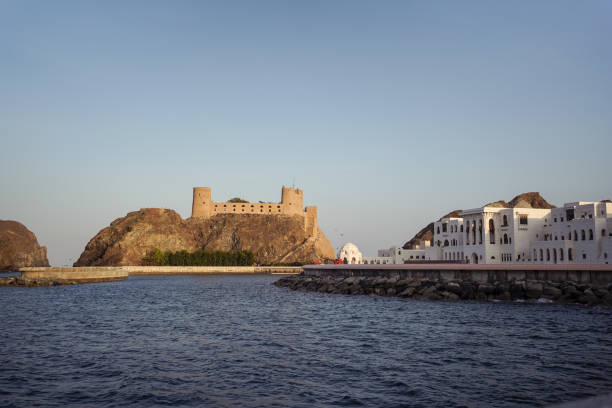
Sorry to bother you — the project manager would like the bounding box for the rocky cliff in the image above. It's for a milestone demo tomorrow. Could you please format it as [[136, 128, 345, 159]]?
[[0, 220, 50, 271], [74, 209, 335, 266], [403, 192, 555, 249]]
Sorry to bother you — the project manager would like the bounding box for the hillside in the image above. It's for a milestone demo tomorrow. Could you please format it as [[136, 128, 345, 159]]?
[[74, 209, 334, 266], [0, 220, 50, 271]]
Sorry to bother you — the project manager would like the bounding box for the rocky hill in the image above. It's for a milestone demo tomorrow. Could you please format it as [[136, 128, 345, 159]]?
[[403, 192, 554, 249], [74, 209, 335, 266], [0, 220, 50, 271]]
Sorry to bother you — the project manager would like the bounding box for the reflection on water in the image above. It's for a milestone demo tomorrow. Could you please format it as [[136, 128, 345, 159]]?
[[1, 274, 611, 407]]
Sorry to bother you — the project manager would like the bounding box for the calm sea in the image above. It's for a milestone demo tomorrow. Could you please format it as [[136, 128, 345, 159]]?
[[1, 274, 611, 407]]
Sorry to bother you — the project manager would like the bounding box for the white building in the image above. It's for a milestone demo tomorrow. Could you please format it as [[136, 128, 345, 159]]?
[[430, 200, 612, 265], [337, 243, 363, 264], [361, 241, 431, 265]]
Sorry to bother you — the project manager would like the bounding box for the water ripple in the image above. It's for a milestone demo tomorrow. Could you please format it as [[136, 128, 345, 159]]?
[[1, 275, 611, 407]]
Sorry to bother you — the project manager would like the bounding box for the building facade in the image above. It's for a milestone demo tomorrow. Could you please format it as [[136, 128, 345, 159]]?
[[353, 200, 611, 266], [431, 201, 611, 265]]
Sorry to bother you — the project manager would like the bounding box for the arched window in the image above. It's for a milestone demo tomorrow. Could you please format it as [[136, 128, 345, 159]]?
[[478, 220, 483, 244], [437, 226, 440, 234], [489, 219, 495, 244], [553, 248, 557, 264], [502, 214, 508, 226], [509, 237, 512, 244], [581, 230, 585, 240], [546, 248, 550, 261], [444, 240, 449, 247], [540, 249, 544, 261], [589, 229, 593, 240], [534, 249, 537, 261], [472, 221, 476, 244], [503, 233, 508, 244], [560, 248, 564, 261], [460, 225, 464, 232], [568, 248, 573, 261], [574, 230, 578, 241]]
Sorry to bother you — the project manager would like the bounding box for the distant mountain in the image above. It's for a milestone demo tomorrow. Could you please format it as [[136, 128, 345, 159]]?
[[402, 192, 554, 249], [0, 220, 50, 271]]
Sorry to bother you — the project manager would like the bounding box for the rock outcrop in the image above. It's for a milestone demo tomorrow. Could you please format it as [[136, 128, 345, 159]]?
[[0, 220, 50, 271], [74, 209, 335, 266], [403, 192, 554, 249]]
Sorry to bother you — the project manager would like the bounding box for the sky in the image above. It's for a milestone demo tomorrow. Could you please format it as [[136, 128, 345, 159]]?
[[1, 1, 611, 266]]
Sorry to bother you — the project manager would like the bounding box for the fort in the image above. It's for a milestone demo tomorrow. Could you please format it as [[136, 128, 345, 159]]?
[[191, 186, 319, 235]]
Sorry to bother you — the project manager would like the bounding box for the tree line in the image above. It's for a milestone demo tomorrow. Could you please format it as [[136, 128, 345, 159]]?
[[142, 248, 255, 266]]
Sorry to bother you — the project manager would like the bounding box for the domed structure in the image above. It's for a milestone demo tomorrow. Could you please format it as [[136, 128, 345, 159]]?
[[337, 243, 362, 264]]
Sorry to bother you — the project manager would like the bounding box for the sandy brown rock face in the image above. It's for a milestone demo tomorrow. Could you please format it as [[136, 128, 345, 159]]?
[[0, 220, 50, 271], [74, 209, 334, 266]]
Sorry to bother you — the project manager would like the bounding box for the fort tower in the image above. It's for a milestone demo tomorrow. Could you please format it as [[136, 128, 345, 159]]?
[[192, 187, 212, 218]]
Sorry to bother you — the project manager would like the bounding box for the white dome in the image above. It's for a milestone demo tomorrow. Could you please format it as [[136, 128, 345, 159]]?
[[337, 243, 363, 264]]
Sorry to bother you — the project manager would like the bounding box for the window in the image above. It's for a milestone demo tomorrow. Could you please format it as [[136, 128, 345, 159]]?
[[605, 253, 608, 259], [566, 208, 575, 221], [437, 226, 440, 234], [589, 214, 593, 219], [489, 219, 496, 244], [547, 249, 550, 261], [460, 225, 464, 232], [574, 231, 578, 241], [503, 233, 508, 244], [519, 215, 528, 225], [540, 249, 544, 261], [582, 254, 586, 260], [589, 229, 593, 240], [581, 230, 586, 240], [554, 217, 557, 222], [442, 223, 447, 232], [603, 229, 607, 237], [560, 249, 564, 261], [502, 215, 508, 226], [561, 217, 564, 222]]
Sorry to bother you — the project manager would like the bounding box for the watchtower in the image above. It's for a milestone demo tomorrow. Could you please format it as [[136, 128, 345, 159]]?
[[281, 186, 303, 216], [192, 187, 212, 218]]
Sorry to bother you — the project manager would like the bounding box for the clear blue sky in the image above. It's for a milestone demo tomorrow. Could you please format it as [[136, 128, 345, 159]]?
[[1, 1, 611, 265]]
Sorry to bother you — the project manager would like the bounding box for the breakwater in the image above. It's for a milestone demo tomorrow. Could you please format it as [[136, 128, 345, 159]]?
[[1, 265, 302, 286], [274, 264, 612, 306], [2, 267, 128, 286], [124, 266, 302, 275]]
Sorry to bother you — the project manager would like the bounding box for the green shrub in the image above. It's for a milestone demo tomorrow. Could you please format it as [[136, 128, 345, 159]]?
[[142, 248, 255, 266], [228, 197, 249, 203]]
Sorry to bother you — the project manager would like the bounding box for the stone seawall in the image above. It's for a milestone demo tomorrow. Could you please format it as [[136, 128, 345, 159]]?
[[274, 264, 612, 306], [0, 265, 302, 286], [124, 266, 302, 275], [1, 267, 129, 286]]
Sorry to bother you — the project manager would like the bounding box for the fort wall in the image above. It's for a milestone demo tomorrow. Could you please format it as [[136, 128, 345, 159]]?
[[191, 186, 318, 234]]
